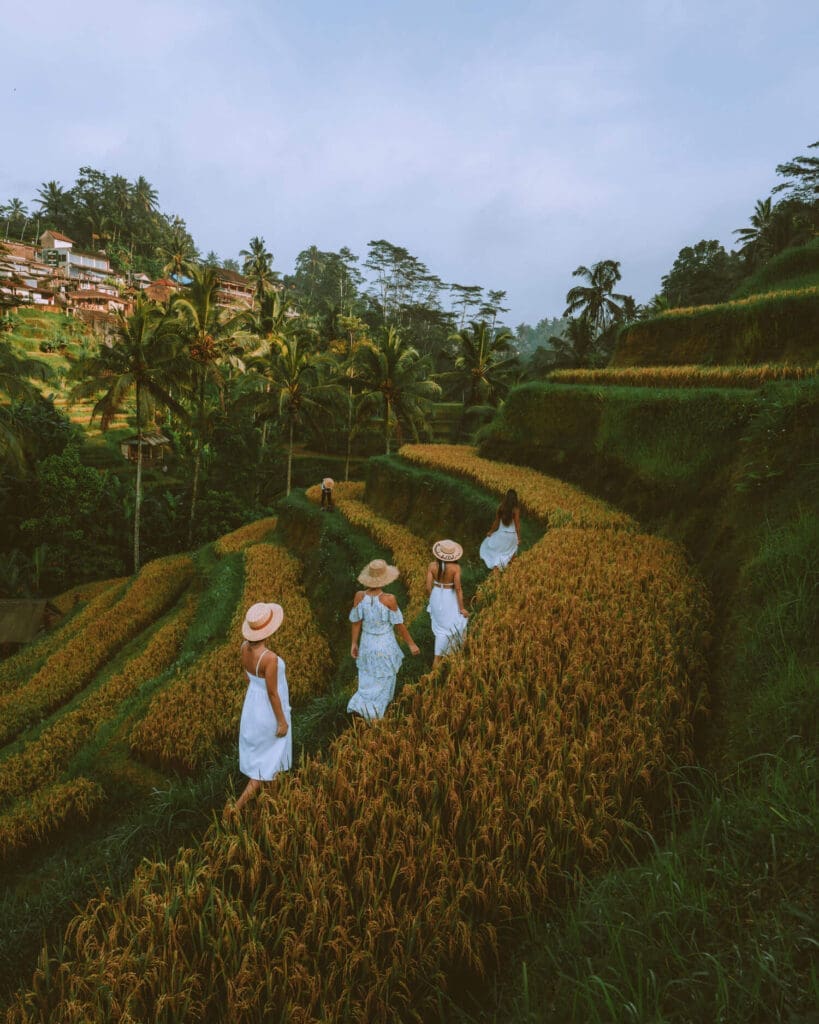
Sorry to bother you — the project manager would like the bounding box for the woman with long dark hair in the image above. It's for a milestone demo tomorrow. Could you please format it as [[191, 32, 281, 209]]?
[[479, 488, 521, 569], [425, 539, 469, 669]]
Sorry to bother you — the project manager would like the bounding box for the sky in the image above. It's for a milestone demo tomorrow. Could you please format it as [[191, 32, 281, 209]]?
[[2, 0, 818, 326]]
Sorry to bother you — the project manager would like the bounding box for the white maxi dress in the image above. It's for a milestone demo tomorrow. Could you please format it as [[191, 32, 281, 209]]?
[[427, 581, 468, 656], [479, 520, 519, 569], [347, 594, 405, 719], [238, 648, 292, 780]]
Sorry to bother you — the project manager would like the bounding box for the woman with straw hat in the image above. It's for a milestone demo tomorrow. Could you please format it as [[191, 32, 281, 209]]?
[[348, 559, 419, 719], [230, 601, 291, 814], [426, 539, 469, 669], [320, 476, 335, 511]]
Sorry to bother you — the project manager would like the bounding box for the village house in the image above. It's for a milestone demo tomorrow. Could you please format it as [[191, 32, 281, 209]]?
[[214, 267, 254, 309], [38, 231, 118, 290]]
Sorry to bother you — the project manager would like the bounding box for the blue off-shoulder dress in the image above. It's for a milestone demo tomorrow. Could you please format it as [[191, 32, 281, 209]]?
[[347, 594, 405, 719]]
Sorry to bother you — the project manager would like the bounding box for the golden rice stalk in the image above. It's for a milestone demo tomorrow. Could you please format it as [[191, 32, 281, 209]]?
[[0, 777, 105, 864], [0, 556, 193, 746], [213, 517, 279, 556], [399, 444, 636, 530]]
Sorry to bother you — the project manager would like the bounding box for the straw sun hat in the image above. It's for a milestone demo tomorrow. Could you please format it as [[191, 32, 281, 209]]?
[[242, 602, 284, 641], [432, 539, 463, 562], [357, 558, 399, 588], [322, 477, 335, 489]]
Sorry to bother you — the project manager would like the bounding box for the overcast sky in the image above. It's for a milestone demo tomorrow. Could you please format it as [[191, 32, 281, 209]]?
[[2, 0, 817, 326]]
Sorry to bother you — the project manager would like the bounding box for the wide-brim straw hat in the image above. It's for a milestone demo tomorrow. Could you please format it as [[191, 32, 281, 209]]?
[[432, 539, 463, 562], [242, 602, 284, 641], [357, 558, 399, 588], [322, 477, 335, 489]]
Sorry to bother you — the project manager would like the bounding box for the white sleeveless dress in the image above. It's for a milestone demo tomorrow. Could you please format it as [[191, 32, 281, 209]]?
[[238, 648, 292, 780], [480, 520, 519, 569], [427, 581, 468, 656]]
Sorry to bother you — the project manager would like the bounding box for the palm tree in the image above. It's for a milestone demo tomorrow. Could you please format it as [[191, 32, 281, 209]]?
[[563, 259, 628, 336], [170, 264, 250, 541], [0, 341, 54, 469], [3, 199, 28, 241], [132, 176, 158, 216], [354, 327, 441, 454], [331, 314, 370, 481], [444, 320, 517, 408], [69, 298, 185, 570], [240, 236, 278, 307], [549, 316, 596, 368], [35, 181, 70, 227], [249, 336, 336, 495], [157, 218, 197, 283]]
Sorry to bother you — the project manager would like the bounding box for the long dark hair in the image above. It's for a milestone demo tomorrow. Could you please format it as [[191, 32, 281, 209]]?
[[499, 488, 519, 526]]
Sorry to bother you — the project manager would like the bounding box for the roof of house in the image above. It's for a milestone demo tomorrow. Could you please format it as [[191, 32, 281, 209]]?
[[215, 267, 252, 288], [71, 290, 125, 302], [121, 432, 171, 447], [40, 230, 74, 243]]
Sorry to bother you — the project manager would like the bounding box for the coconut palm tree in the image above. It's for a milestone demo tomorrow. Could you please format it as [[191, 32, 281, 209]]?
[[563, 259, 629, 336], [35, 181, 71, 227], [240, 235, 279, 307], [0, 341, 54, 469], [331, 314, 370, 480], [444, 320, 517, 408], [249, 336, 337, 495], [3, 199, 28, 241], [170, 264, 251, 541], [157, 218, 197, 283], [69, 297, 185, 570], [354, 327, 441, 454], [548, 316, 597, 368]]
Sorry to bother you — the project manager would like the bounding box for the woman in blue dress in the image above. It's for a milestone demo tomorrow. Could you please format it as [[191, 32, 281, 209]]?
[[348, 559, 419, 719]]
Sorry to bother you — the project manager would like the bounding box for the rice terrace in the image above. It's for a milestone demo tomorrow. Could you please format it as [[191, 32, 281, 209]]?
[[1, 74, 817, 1024]]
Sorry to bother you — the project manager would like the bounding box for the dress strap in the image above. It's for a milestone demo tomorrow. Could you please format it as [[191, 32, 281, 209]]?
[[255, 649, 270, 676]]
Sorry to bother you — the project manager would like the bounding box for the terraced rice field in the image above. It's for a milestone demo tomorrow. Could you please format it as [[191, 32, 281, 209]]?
[[0, 448, 711, 1022]]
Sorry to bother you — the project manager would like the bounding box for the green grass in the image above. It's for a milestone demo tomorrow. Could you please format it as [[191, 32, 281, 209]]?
[[732, 238, 819, 299], [450, 749, 817, 1024]]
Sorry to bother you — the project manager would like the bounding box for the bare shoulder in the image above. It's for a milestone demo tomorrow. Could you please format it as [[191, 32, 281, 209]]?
[[262, 649, 278, 677], [379, 592, 399, 610], [352, 590, 366, 606]]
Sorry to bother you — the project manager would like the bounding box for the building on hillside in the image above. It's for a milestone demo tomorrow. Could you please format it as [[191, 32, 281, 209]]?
[[214, 267, 254, 309], [120, 432, 171, 464], [131, 272, 151, 290], [68, 289, 129, 317], [144, 277, 179, 304], [0, 242, 59, 308], [38, 231, 120, 289]]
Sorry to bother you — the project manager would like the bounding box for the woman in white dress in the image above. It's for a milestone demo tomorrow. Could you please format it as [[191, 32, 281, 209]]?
[[230, 602, 291, 815], [480, 489, 521, 569], [348, 559, 419, 720], [426, 539, 469, 669]]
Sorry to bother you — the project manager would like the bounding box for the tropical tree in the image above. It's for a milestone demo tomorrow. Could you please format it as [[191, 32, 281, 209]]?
[[354, 327, 441, 454], [444, 320, 517, 408], [563, 259, 629, 335], [240, 235, 278, 306], [157, 217, 197, 282], [170, 264, 250, 541], [69, 297, 185, 570], [0, 341, 55, 469], [331, 314, 370, 480], [36, 180, 72, 228], [548, 316, 597, 368], [249, 336, 336, 495], [3, 199, 28, 241]]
